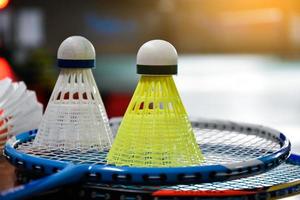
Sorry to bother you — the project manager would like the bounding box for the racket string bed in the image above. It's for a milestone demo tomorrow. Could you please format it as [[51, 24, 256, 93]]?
[[167, 163, 300, 191], [16, 127, 280, 167], [16, 140, 107, 165]]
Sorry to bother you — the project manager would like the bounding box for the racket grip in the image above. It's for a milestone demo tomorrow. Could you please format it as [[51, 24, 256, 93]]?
[[0, 165, 87, 200]]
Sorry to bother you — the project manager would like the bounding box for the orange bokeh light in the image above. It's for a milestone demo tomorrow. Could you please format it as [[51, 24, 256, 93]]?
[[0, 57, 16, 80], [0, 0, 9, 10]]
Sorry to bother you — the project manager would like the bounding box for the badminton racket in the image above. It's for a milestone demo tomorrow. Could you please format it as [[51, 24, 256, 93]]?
[[1, 118, 291, 200], [67, 154, 299, 200]]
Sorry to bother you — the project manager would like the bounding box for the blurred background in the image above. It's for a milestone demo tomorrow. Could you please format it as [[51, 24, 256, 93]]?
[[1, 0, 300, 155]]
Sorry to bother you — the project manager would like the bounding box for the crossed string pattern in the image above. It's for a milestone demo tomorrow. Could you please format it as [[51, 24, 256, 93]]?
[[17, 126, 280, 166]]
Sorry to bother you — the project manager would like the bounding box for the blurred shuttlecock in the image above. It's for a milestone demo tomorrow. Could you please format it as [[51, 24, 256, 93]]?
[[33, 36, 113, 151], [0, 78, 43, 149], [107, 40, 204, 167]]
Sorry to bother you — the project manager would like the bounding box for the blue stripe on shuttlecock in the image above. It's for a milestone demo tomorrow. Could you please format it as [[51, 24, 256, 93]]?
[[57, 59, 95, 68]]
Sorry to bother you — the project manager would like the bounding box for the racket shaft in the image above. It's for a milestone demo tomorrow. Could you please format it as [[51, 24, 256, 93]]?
[[0, 164, 88, 200]]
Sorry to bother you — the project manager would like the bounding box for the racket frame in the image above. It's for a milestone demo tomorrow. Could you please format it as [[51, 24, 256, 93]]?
[[4, 119, 291, 185]]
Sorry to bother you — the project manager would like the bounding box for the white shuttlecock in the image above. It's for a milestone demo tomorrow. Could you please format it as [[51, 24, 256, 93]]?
[[33, 36, 113, 151], [0, 78, 43, 149]]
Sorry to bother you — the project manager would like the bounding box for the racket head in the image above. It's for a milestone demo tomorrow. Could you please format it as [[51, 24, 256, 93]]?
[[13, 155, 300, 200], [152, 154, 300, 199], [4, 118, 291, 185]]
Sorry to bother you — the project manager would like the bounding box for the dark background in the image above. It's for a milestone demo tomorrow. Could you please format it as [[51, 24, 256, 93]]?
[[1, 0, 300, 147]]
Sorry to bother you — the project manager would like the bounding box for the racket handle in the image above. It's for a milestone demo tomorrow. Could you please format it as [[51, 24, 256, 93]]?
[[0, 165, 87, 200]]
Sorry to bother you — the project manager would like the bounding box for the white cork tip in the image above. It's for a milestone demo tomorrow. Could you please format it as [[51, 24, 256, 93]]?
[[57, 36, 95, 60], [137, 39, 177, 66]]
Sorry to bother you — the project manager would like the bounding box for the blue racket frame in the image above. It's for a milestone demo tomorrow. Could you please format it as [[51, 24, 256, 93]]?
[[4, 119, 291, 185], [80, 154, 300, 200]]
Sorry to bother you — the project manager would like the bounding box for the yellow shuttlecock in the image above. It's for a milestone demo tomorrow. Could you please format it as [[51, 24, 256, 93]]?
[[107, 39, 204, 167]]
